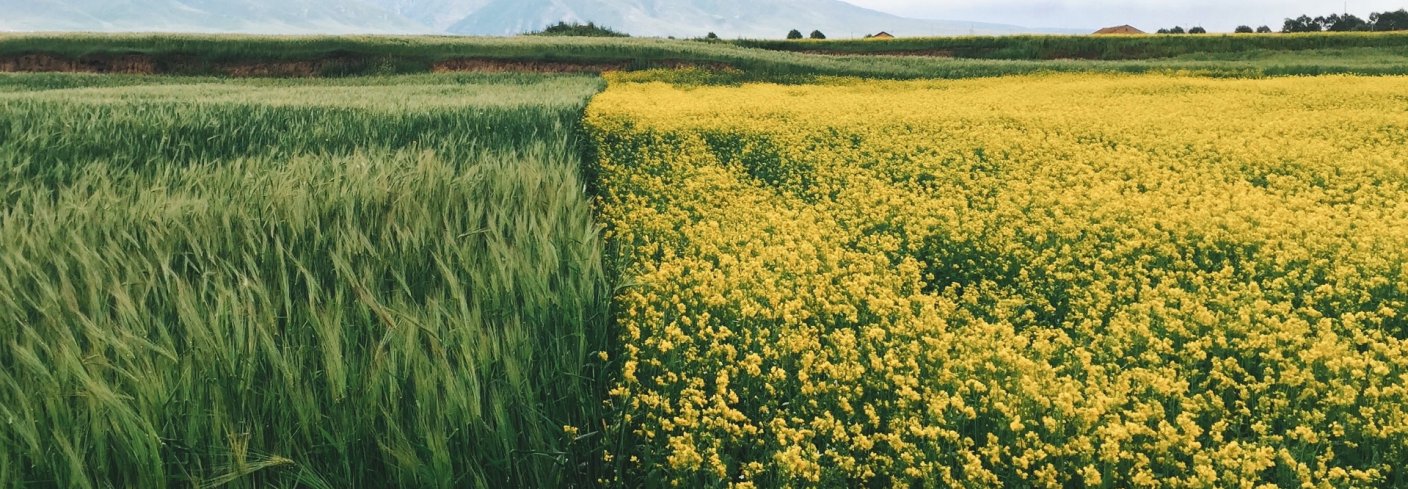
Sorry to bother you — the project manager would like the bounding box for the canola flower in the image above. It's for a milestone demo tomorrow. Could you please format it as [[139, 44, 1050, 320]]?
[[586, 73, 1408, 487]]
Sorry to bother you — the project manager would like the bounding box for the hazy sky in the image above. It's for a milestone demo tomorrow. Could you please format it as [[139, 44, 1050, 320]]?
[[846, 0, 1407, 31]]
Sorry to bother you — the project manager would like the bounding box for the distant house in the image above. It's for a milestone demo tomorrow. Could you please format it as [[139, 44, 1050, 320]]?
[[864, 31, 895, 39], [1093, 25, 1145, 35]]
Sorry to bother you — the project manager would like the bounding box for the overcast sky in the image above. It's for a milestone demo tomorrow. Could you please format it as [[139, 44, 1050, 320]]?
[[846, 0, 1407, 32]]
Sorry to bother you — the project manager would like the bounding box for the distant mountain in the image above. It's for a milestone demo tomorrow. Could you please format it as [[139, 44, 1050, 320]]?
[[0, 0, 1076, 37], [362, 0, 490, 31], [448, 0, 1069, 37], [0, 0, 431, 34]]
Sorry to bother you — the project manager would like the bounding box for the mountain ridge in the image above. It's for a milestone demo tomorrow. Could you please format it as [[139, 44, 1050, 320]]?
[[447, 0, 1079, 37], [0, 0, 1081, 38], [0, 0, 432, 34]]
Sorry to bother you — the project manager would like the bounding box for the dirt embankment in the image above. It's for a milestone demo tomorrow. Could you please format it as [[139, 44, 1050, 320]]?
[[812, 50, 956, 58], [221, 60, 327, 77], [0, 53, 342, 76], [432, 58, 734, 73], [0, 54, 736, 76], [432, 58, 627, 73], [0, 54, 158, 74]]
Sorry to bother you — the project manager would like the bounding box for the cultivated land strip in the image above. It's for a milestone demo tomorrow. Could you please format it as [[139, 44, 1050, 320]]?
[[4, 33, 1408, 79]]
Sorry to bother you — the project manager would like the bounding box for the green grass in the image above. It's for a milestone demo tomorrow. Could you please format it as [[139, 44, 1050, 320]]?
[[4, 33, 1408, 80], [0, 72, 612, 487]]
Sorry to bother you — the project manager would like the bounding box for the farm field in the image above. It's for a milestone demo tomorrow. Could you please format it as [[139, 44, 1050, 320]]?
[[0, 73, 610, 487], [3, 32, 1408, 489], [586, 73, 1408, 487]]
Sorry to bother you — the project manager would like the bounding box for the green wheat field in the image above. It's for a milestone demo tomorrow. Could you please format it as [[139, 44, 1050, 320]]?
[[1, 72, 611, 487]]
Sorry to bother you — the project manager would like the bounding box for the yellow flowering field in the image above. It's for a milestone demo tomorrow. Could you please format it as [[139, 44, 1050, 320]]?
[[586, 73, 1408, 488]]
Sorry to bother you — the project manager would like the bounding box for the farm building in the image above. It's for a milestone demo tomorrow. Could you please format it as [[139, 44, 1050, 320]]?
[[865, 31, 895, 39], [1093, 25, 1145, 35]]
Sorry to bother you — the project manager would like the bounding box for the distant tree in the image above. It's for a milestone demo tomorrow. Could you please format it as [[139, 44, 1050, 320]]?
[[809, 30, 827, 39], [1235, 25, 1255, 33], [1372, 9, 1408, 31], [1274, 8, 1408, 34], [705, 32, 720, 40], [1318, 13, 1371, 31], [1169, 26, 1186, 34], [1283, 15, 1322, 33], [1256, 25, 1274, 33], [531, 21, 629, 37], [1341, 14, 1373, 31], [1188, 26, 1207, 34], [787, 29, 804, 40], [1156, 28, 1171, 34]]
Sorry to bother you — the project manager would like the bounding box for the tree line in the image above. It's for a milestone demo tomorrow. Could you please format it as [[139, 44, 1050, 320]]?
[[1156, 8, 1408, 34], [787, 29, 828, 40], [1281, 9, 1408, 32], [1156, 26, 1215, 34]]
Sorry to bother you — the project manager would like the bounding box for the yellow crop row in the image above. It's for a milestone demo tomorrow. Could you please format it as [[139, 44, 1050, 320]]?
[[586, 73, 1408, 488]]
